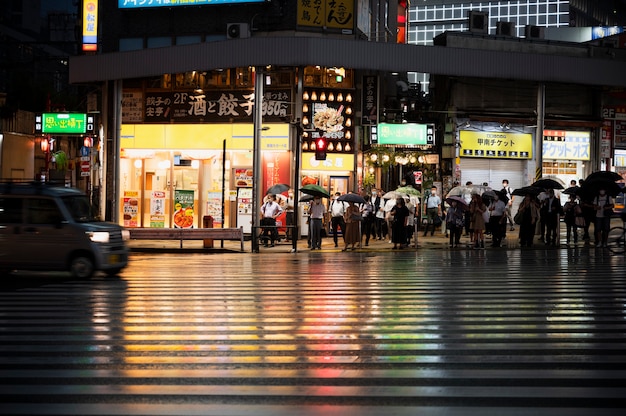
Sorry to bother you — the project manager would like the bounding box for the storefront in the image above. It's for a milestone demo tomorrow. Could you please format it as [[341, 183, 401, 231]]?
[[541, 129, 591, 193], [458, 128, 533, 192], [119, 123, 290, 231]]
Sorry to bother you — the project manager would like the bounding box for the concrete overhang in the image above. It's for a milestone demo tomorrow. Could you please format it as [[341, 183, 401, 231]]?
[[70, 36, 626, 87]]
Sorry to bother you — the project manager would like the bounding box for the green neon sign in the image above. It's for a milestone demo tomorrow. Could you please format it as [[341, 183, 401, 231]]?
[[39, 113, 87, 134]]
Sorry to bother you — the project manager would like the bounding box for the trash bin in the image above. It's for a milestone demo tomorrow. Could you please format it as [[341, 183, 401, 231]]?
[[203, 215, 214, 248]]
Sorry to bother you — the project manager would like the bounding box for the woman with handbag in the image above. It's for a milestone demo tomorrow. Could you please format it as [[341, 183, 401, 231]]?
[[469, 193, 487, 249], [517, 194, 540, 247], [341, 201, 361, 251]]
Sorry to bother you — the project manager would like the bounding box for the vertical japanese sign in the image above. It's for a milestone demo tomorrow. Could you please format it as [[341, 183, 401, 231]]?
[[173, 190, 195, 229], [263, 152, 291, 196], [362, 75, 378, 125], [123, 191, 139, 228], [601, 120, 613, 159], [150, 191, 166, 228], [297, 0, 354, 32], [82, 0, 98, 52]]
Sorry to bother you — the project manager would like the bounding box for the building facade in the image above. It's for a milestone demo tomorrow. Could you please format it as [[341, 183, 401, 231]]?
[[67, 1, 626, 234]]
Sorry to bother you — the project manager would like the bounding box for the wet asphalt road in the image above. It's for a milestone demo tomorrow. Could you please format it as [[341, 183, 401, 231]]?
[[1, 247, 625, 415]]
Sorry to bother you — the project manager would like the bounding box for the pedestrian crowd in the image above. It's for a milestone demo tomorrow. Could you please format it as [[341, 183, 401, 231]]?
[[261, 175, 620, 251]]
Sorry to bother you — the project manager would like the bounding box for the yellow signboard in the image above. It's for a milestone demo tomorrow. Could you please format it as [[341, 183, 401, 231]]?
[[460, 130, 532, 159], [82, 1, 98, 52], [297, 0, 354, 31], [301, 153, 354, 171]]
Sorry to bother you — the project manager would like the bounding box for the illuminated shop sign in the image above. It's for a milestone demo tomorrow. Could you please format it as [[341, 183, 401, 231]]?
[[297, 0, 355, 31], [460, 130, 532, 159], [301, 89, 354, 154], [118, 0, 266, 8], [35, 113, 94, 134], [615, 149, 626, 167], [543, 130, 590, 161], [82, 1, 98, 52], [139, 89, 291, 123], [377, 123, 434, 146]]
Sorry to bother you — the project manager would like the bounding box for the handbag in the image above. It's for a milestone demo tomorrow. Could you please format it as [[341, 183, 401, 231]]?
[[514, 212, 523, 225], [433, 215, 442, 226], [482, 210, 490, 223], [575, 216, 585, 227], [351, 213, 363, 221]]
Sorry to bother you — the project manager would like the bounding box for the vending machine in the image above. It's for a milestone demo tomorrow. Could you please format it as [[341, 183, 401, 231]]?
[[236, 187, 253, 234]]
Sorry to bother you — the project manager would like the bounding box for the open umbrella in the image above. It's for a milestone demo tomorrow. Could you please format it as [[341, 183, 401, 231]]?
[[299, 184, 330, 198], [337, 193, 366, 204], [532, 178, 564, 190], [299, 194, 315, 203], [585, 171, 623, 183], [445, 196, 469, 210], [395, 186, 421, 197], [266, 183, 290, 195], [494, 190, 509, 204], [383, 190, 409, 200], [446, 185, 472, 198], [562, 186, 580, 196], [512, 186, 544, 197], [581, 180, 623, 197]]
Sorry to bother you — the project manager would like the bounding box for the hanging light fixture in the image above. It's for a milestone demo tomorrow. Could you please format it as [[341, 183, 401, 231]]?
[[303, 91, 309, 100], [337, 93, 344, 102]]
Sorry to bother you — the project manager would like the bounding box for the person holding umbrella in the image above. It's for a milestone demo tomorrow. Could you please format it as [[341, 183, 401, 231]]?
[[308, 196, 326, 250], [260, 194, 283, 247], [488, 191, 508, 247], [341, 200, 361, 251], [444, 197, 465, 248], [592, 188, 614, 248], [517, 194, 540, 247], [540, 189, 563, 246], [390, 198, 410, 249]]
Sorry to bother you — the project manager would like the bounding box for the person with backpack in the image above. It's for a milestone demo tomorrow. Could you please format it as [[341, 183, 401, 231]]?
[[562, 194, 580, 245]]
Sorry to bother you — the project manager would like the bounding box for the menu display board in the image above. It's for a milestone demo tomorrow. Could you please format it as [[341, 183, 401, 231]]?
[[123, 191, 139, 227], [173, 190, 195, 228]]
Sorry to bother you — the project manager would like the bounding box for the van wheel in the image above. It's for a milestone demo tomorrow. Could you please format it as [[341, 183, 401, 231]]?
[[70, 256, 94, 279]]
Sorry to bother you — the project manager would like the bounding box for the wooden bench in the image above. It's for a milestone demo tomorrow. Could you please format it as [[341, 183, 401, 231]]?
[[128, 227, 245, 251]]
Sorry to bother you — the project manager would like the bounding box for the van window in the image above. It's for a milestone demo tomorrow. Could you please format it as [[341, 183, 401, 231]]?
[[61, 195, 94, 222], [27, 198, 64, 224], [0, 197, 23, 224]]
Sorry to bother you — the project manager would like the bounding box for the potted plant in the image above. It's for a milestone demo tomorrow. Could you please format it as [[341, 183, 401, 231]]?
[[49, 150, 69, 182]]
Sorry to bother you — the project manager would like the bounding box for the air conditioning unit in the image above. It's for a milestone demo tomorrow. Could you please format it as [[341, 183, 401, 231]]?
[[496, 21, 514, 36], [227, 23, 250, 39], [468, 11, 488, 34], [524, 25, 544, 39]]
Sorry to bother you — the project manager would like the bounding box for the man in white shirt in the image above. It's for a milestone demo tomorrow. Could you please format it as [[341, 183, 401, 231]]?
[[260, 194, 283, 247], [308, 196, 326, 250], [423, 186, 442, 237], [330, 192, 347, 247]]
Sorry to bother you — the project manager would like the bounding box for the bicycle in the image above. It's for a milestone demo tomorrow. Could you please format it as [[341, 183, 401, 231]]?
[[607, 211, 626, 254]]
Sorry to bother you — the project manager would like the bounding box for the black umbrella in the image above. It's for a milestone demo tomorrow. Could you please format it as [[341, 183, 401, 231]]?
[[494, 190, 509, 204], [266, 183, 290, 195], [512, 186, 544, 197], [532, 178, 564, 190], [585, 171, 623, 183], [562, 186, 580, 195], [299, 194, 315, 203], [337, 193, 366, 204], [581, 179, 623, 197]]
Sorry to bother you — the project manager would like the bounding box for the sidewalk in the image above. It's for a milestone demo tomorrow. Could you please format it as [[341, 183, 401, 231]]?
[[127, 224, 597, 253]]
